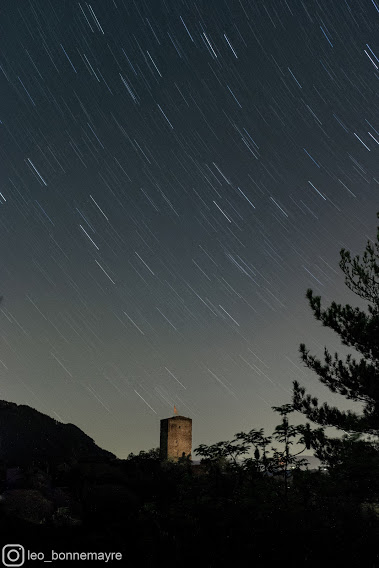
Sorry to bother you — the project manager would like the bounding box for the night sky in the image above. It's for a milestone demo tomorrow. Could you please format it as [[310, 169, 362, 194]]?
[[1, 0, 378, 458]]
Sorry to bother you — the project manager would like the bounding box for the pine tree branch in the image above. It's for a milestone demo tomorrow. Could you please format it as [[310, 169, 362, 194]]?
[[292, 380, 379, 433], [305, 290, 379, 360], [300, 343, 379, 403]]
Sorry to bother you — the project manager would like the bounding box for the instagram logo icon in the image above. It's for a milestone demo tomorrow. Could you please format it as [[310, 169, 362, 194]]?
[[2, 545, 25, 567]]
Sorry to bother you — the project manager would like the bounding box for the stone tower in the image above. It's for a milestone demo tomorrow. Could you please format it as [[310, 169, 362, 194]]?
[[160, 415, 192, 461]]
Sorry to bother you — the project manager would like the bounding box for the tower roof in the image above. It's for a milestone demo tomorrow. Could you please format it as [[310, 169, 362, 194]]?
[[161, 415, 191, 421]]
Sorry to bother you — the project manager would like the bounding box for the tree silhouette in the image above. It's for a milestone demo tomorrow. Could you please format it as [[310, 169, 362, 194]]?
[[292, 213, 379, 490], [234, 427, 272, 474]]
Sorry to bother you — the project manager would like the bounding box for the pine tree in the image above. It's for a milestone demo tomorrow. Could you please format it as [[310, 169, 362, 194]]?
[[292, 213, 379, 471]]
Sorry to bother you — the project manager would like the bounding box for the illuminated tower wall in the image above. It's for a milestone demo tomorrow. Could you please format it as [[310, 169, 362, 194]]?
[[160, 415, 192, 461]]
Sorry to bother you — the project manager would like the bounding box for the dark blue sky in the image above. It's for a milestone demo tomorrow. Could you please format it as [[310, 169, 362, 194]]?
[[1, 0, 378, 457]]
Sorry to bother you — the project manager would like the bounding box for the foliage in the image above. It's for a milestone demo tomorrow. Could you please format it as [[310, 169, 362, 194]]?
[[194, 405, 321, 506], [1, 489, 53, 524], [292, 213, 379, 435], [126, 447, 160, 461], [292, 212, 379, 503]]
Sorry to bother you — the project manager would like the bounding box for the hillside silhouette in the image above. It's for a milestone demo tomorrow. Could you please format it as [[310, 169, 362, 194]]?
[[0, 399, 115, 466]]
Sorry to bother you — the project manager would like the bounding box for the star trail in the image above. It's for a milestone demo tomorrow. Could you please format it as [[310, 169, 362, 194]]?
[[1, 0, 378, 457]]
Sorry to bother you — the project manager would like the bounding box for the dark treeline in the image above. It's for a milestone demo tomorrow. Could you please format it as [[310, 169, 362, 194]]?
[[1, 432, 379, 566], [0, 214, 378, 566]]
